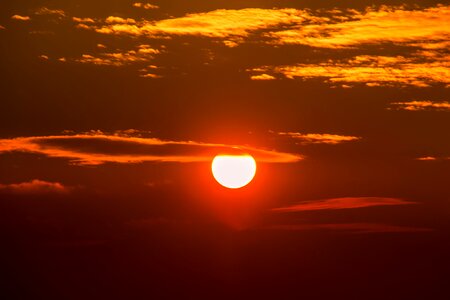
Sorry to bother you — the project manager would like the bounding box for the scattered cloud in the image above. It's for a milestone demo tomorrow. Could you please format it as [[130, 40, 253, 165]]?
[[39, 55, 49, 60], [0, 132, 302, 165], [250, 74, 276, 81], [263, 223, 432, 234], [133, 2, 159, 10], [272, 197, 414, 212], [278, 132, 361, 144], [0, 180, 71, 195], [251, 54, 450, 87], [0, 25, 5, 30], [389, 100, 450, 111], [11, 15, 31, 21]]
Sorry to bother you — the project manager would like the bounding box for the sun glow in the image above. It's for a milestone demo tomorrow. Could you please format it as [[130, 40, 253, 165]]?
[[211, 154, 257, 189]]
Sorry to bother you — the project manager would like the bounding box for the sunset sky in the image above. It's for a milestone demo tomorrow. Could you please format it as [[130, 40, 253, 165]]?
[[1, 1, 449, 299]]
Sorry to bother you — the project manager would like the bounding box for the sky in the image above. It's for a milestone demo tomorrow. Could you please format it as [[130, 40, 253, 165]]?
[[1, 0, 449, 299]]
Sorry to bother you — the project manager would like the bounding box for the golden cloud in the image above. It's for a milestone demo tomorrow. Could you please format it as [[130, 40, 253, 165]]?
[[0, 180, 71, 195], [87, 8, 316, 43], [0, 132, 302, 165], [268, 5, 450, 49], [272, 197, 414, 212], [278, 132, 361, 144], [389, 100, 450, 111], [250, 74, 276, 81]]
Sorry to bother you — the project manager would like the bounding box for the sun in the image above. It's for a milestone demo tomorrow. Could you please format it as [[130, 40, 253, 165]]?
[[211, 154, 257, 189]]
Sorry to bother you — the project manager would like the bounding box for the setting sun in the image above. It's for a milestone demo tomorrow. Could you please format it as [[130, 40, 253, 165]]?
[[211, 154, 257, 189]]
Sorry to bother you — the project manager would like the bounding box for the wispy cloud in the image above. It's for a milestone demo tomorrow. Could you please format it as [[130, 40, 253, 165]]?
[[272, 197, 414, 212], [35, 7, 66, 18], [0, 25, 5, 30], [59, 45, 160, 67], [263, 223, 432, 234], [0, 132, 302, 165], [11, 15, 31, 21], [389, 100, 450, 111], [0, 180, 71, 195], [278, 132, 361, 144]]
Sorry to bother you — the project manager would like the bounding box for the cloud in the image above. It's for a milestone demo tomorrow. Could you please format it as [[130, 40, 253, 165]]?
[[250, 74, 276, 81], [65, 45, 160, 66], [133, 3, 159, 10], [263, 223, 432, 233], [416, 156, 450, 161], [85, 8, 316, 44], [0, 180, 71, 195], [73, 17, 95, 24], [268, 5, 450, 50], [278, 132, 361, 144], [272, 197, 414, 212], [0, 25, 5, 30], [389, 101, 450, 111], [251, 54, 450, 87], [35, 7, 66, 18], [0, 132, 302, 165], [11, 15, 31, 21]]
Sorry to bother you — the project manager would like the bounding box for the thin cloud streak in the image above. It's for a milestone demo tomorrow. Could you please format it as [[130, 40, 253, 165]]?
[[278, 132, 361, 144], [263, 223, 432, 234], [0, 133, 302, 165], [272, 197, 414, 212]]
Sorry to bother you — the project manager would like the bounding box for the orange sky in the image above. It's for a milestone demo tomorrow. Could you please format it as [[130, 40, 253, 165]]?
[[0, 1, 449, 299]]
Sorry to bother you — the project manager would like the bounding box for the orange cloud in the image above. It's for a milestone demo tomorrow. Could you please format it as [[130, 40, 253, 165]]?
[[263, 223, 432, 233], [0, 132, 302, 165], [278, 132, 361, 144], [0, 25, 5, 30], [251, 54, 450, 87], [389, 101, 450, 111], [11, 15, 31, 21], [272, 197, 414, 212], [0, 180, 70, 195], [133, 2, 159, 10]]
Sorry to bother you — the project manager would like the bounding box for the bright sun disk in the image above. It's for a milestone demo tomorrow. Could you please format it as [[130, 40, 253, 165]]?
[[211, 154, 257, 189]]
